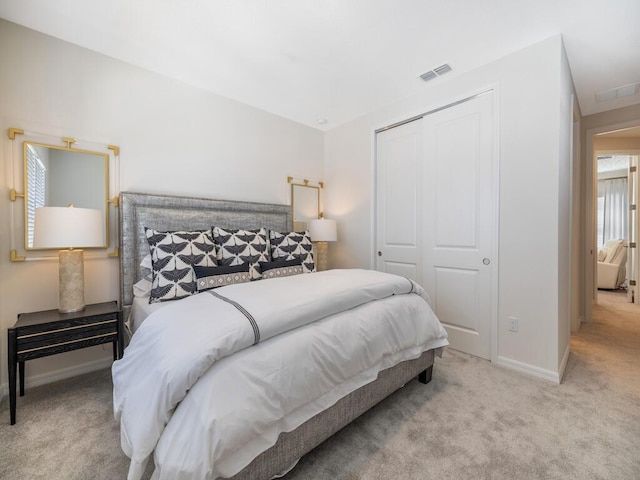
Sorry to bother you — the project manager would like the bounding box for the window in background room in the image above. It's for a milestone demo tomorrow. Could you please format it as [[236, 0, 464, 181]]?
[[596, 155, 630, 248]]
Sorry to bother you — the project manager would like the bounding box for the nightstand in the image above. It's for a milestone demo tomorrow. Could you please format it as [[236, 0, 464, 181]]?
[[7, 301, 123, 425]]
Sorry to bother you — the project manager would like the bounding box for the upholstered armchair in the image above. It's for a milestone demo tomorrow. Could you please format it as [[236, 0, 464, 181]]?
[[597, 239, 628, 290]]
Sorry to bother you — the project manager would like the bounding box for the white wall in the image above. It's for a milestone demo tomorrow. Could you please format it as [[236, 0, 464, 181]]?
[[557, 42, 576, 377], [0, 20, 323, 396], [324, 36, 573, 380]]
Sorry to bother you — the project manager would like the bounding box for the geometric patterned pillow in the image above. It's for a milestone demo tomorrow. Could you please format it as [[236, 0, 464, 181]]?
[[258, 258, 304, 279], [193, 264, 252, 292], [212, 226, 269, 280], [145, 228, 218, 303], [269, 230, 315, 273]]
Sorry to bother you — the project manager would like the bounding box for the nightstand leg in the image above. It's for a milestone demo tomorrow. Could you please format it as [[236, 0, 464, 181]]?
[[112, 341, 117, 361], [117, 311, 125, 359], [19, 361, 25, 396], [8, 329, 17, 425]]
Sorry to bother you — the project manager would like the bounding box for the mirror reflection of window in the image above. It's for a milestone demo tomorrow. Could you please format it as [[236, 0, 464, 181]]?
[[24, 142, 108, 249], [26, 145, 47, 246]]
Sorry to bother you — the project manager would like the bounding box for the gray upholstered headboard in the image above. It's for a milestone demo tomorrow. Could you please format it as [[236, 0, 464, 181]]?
[[119, 191, 292, 319]]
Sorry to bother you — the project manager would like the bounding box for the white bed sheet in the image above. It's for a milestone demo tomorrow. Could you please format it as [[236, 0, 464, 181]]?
[[129, 296, 166, 333]]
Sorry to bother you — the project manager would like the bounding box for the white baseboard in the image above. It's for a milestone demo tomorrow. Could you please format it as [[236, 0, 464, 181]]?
[[0, 357, 112, 403], [495, 355, 562, 384], [558, 343, 571, 383]]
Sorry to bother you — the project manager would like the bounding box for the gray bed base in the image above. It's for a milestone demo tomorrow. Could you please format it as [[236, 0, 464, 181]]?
[[230, 350, 434, 480], [118, 191, 435, 480]]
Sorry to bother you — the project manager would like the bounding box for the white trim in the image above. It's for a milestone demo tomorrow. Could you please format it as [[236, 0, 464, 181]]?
[[490, 83, 501, 364], [371, 83, 499, 134], [495, 355, 562, 384], [0, 357, 113, 401], [370, 101, 381, 272], [374, 88, 494, 134], [558, 344, 571, 383]]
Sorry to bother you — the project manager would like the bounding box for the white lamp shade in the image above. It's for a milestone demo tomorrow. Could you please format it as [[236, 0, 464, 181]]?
[[33, 206, 104, 249], [308, 218, 337, 242]]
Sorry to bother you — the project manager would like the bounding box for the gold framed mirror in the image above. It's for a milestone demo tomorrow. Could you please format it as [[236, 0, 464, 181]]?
[[289, 178, 321, 231], [23, 140, 109, 250], [8, 127, 119, 261]]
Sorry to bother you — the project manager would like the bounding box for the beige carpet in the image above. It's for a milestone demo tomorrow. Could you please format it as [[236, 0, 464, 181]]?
[[1, 290, 638, 480]]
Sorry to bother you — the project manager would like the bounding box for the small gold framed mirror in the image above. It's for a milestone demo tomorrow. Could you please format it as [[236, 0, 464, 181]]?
[[290, 179, 321, 231], [23, 141, 109, 250]]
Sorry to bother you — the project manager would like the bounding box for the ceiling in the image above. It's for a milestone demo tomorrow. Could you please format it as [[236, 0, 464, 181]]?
[[597, 125, 640, 138], [1, 0, 639, 130], [597, 155, 635, 173]]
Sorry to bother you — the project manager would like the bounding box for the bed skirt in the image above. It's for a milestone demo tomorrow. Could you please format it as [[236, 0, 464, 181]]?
[[227, 349, 435, 480]]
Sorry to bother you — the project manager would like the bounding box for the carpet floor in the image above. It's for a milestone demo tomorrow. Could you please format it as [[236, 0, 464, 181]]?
[[1, 290, 638, 480]]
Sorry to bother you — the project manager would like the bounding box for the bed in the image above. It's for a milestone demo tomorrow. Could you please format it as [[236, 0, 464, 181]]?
[[113, 191, 448, 480]]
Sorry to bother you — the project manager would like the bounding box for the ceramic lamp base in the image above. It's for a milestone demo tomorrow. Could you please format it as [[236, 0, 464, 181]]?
[[315, 241, 329, 271], [58, 249, 85, 313]]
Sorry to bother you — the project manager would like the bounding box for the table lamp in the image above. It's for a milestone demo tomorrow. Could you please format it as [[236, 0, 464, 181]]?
[[308, 218, 337, 271], [33, 206, 104, 313]]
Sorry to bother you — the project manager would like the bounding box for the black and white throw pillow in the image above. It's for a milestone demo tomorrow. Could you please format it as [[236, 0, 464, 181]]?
[[269, 230, 315, 273], [258, 258, 304, 279], [145, 228, 217, 303], [212, 226, 269, 279], [193, 264, 251, 291]]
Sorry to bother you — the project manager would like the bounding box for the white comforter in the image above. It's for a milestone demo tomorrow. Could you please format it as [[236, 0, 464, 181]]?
[[112, 269, 448, 480]]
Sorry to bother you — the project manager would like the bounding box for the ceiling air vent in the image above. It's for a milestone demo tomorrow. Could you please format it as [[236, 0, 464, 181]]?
[[596, 83, 640, 103], [434, 64, 452, 75], [420, 70, 437, 82], [420, 63, 452, 82]]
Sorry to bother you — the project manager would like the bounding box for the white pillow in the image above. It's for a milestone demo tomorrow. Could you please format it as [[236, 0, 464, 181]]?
[[597, 249, 607, 262], [133, 278, 152, 297], [604, 242, 622, 263], [140, 254, 152, 270], [139, 254, 153, 281]]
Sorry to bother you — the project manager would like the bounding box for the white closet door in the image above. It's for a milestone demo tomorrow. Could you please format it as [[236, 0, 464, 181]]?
[[375, 119, 423, 283], [422, 92, 496, 360]]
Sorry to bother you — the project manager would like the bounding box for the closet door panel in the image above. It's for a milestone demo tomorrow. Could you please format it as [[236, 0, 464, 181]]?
[[375, 119, 423, 283], [375, 92, 497, 360], [434, 113, 478, 248], [423, 92, 496, 360]]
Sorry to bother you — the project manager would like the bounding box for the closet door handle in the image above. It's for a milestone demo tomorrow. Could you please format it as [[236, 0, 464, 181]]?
[[378, 251, 382, 257], [482, 258, 490, 265]]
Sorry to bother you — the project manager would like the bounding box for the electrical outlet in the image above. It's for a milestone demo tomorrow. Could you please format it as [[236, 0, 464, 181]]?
[[508, 316, 518, 332]]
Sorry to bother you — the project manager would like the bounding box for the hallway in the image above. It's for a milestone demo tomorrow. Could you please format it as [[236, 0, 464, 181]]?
[[570, 290, 640, 396]]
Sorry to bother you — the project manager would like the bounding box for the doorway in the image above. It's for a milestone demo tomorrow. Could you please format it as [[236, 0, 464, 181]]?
[[594, 153, 638, 301], [586, 125, 640, 321]]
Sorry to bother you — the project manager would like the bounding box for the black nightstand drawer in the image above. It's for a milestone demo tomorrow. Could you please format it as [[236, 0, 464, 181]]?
[[17, 326, 119, 361], [16, 319, 119, 350]]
